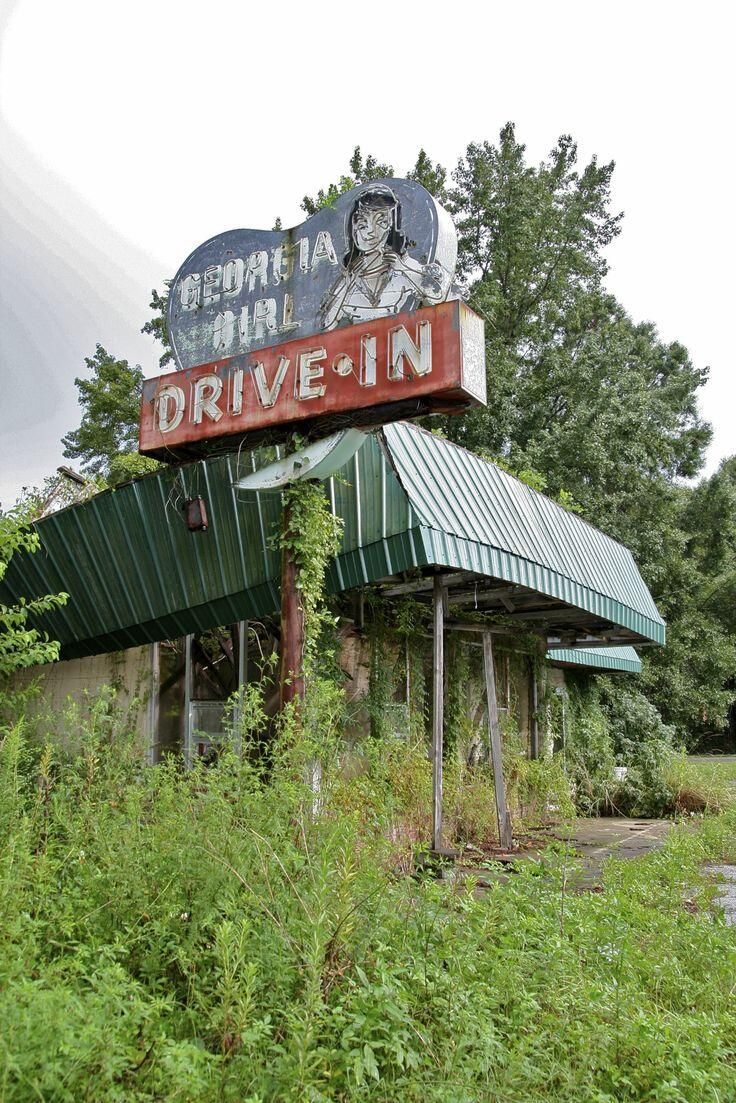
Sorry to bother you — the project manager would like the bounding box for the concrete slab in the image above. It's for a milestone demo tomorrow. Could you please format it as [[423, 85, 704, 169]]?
[[452, 818, 674, 892], [550, 817, 673, 863], [703, 865, 736, 926], [688, 756, 736, 765]]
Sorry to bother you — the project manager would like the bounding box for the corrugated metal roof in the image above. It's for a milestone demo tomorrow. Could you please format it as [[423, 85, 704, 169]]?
[[0, 423, 664, 658], [547, 645, 643, 674], [381, 423, 665, 644]]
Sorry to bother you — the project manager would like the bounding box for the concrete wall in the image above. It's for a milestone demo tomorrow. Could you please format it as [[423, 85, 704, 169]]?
[[8, 646, 155, 749], [8, 631, 560, 760]]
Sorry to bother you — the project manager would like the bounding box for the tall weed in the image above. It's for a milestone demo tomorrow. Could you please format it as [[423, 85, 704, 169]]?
[[2, 708, 736, 1101]]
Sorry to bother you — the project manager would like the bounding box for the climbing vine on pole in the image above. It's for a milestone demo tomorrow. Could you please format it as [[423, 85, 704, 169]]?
[[278, 475, 344, 710]]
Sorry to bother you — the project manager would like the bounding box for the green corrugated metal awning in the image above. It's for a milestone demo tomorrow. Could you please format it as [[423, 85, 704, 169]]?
[[547, 645, 643, 674], [379, 424, 664, 644], [0, 423, 664, 658]]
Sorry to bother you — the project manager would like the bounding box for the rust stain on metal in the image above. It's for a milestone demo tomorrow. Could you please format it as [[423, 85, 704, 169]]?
[[139, 301, 485, 459]]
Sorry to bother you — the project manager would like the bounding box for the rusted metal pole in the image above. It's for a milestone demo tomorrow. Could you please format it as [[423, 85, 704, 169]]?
[[483, 630, 513, 851], [432, 576, 444, 851], [184, 633, 193, 767], [278, 498, 305, 709]]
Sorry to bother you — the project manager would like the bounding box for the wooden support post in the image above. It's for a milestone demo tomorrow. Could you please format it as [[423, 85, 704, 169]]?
[[483, 630, 513, 851], [432, 576, 444, 852], [529, 657, 540, 760], [279, 498, 305, 709]]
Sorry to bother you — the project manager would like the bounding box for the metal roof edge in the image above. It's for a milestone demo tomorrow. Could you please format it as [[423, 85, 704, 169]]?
[[418, 527, 666, 645], [547, 645, 643, 674], [57, 579, 283, 661], [327, 527, 431, 592]]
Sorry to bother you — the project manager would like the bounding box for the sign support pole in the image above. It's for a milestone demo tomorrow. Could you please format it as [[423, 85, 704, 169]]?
[[278, 496, 305, 710]]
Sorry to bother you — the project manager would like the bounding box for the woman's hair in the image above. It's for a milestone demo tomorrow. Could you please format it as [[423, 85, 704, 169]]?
[[343, 184, 407, 267]]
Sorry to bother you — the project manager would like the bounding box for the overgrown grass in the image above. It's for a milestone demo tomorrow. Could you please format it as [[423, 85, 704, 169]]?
[[665, 755, 736, 815], [2, 715, 736, 1101]]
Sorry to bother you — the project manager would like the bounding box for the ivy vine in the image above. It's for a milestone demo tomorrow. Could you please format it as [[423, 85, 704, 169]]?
[[280, 476, 344, 674]]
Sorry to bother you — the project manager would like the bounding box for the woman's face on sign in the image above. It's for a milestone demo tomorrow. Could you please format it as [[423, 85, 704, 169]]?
[[352, 204, 393, 252]]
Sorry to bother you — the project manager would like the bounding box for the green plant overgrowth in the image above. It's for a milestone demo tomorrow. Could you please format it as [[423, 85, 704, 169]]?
[[0, 507, 68, 681], [2, 710, 736, 1101]]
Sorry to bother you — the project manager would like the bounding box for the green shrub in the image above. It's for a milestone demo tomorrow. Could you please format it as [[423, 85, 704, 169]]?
[[0, 506, 68, 679], [600, 681, 677, 816]]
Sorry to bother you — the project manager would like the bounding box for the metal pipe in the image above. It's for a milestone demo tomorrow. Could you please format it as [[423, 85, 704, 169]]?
[[184, 633, 193, 767]]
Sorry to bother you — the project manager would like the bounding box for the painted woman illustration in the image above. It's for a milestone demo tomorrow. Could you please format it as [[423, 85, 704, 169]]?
[[320, 184, 453, 330]]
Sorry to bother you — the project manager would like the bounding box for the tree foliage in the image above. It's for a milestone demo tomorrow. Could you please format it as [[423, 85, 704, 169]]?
[[418, 125, 722, 742], [0, 508, 68, 677], [141, 287, 174, 369], [642, 456, 736, 742], [301, 147, 395, 216], [301, 146, 450, 215], [440, 127, 708, 494], [61, 345, 160, 486]]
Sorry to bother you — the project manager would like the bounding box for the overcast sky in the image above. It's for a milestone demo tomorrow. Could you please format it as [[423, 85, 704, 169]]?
[[1, 0, 733, 509]]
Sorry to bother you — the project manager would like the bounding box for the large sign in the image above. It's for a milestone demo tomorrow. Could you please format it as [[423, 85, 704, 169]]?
[[167, 178, 458, 371], [139, 300, 486, 460], [140, 178, 485, 458]]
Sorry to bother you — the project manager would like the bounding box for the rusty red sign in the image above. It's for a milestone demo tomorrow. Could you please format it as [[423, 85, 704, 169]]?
[[139, 300, 485, 459]]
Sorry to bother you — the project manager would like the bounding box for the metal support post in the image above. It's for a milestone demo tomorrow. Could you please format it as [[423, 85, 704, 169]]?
[[148, 641, 160, 765], [184, 633, 193, 767]]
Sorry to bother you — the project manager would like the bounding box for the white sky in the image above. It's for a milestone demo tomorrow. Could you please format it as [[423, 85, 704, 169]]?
[[0, 0, 733, 509]]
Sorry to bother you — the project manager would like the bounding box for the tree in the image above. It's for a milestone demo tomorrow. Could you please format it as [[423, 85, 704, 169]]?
[[61, 345, 160, 484], [432, 127, 721, 740], [441, 127, 708, 475], [0, 507, 67, 677], [642, 456, 736, 744], [301, 147, 395, 216], [407, 149, 448, 204], [141, 286, 174, 369], [300, 146, 450, 216]]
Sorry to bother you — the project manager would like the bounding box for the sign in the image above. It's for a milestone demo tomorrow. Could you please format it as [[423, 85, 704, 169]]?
[[167, 178, 459, 372], [141, 177, 486, 458], [139, 300, 486, 460]]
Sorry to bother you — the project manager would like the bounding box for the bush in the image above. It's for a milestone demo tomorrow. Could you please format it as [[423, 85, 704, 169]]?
[[600, 681, 677, 816], [0, 507, 68, 679], [556, 677, 682, 817]]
